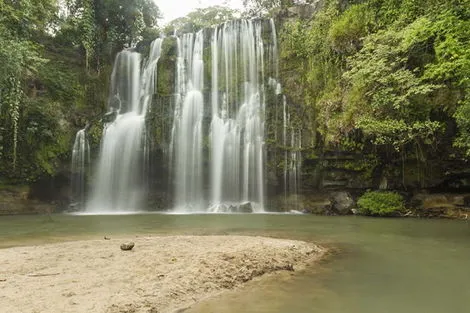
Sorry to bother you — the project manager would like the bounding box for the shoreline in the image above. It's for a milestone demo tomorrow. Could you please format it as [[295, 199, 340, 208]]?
[[0, 235, 326, 313]]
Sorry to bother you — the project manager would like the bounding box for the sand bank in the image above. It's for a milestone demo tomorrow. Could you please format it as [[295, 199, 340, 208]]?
[[0, 235, 325, 313]]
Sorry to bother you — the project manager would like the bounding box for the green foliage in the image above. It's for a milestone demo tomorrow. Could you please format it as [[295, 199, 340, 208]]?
[[242, 0, 298, 17], [0, 0, 161, 183], [0, 0, 58, 38], [243, 0, 281, 17], [280, 0, 470, 169], [344, 27, 438, 112], [357, 191, 404, 216], [14, 99, 73, 179], [0, 15, 48, 168], [81, 0, 95, 70], [280, 1, 343, 146], [328, 4, 373, 54], [357, 118, 443, 150], [454, 97, 470, 156], [165, 6, 238, 33], [339, 22, 444, 149], [59, 0, 161, 68]]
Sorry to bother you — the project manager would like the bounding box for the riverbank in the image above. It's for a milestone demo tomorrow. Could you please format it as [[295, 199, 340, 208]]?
[[275, 191, 470, 219], [2, 184, 469, 219], [0, 235, 325, 313], [2, 186, 469, 221]]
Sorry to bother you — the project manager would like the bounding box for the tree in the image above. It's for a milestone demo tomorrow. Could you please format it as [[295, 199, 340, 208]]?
[[243, 0, 281, 17], [341, 22, 442, 151], [0, 0, 58, 38], [1, 0, 163, 182], [0, 0, 56, 169], [165, 6, 238, 34], [58, 0, 161, 69], [242, 0, 314, 17]]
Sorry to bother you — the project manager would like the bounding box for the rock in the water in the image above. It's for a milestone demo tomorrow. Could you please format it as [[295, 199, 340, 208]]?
[[120, 242, 135, 251], [330, 192, 355, 215], [215, 204, 228, 213], [238, 202, 253, 213]]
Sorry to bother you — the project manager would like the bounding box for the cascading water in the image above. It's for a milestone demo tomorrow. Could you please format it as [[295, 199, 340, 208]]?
[[71, 128, 90, 208], [86, 39, 163, 212], [211, 20, 267, 212], [280, 95, 302, 211], [171, 32, 205, 212], [73, 18, 293, 213], [168, 20, 274, 213], [288, 129, 302, 210]]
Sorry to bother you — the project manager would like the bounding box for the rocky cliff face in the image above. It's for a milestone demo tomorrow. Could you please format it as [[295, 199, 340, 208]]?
[[267, 1, 470, 215]]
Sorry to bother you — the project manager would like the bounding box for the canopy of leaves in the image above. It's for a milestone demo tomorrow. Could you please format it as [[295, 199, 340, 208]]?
[[242, 0, 312, 17], [165, 5, 238, 34], [0, 0, 161, 182], [280, 0, 470, 159]]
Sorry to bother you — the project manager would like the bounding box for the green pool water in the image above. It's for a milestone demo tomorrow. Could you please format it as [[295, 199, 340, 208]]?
[[1, 213, 469, 312]]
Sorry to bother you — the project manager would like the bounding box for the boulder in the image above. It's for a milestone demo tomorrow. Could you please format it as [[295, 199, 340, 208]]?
[[120, 242, 135, 251], [217, 204, 229, 213], [238, 202, 253, 213], [329, 192, 354, 215]]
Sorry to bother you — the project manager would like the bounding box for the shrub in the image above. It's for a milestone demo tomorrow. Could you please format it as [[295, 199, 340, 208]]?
[[357, 191, 404, 216]]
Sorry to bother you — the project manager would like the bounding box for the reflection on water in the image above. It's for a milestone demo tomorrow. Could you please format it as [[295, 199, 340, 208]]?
[[0, 214, 469, 312]]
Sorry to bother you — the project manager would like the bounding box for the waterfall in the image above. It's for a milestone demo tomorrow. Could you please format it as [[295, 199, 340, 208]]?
[[86, 39, 163, 212], [288, 129, 302, 210], [73, 18, 287, 213], [171, 32, 205, 212], [167, 19, 275, 213], [207, 20, 267, 212], [71, 128, 90, 208], [281, 95, 303, 211]]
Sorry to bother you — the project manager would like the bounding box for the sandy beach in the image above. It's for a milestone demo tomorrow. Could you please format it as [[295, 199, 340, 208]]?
[[0, 235, 325, 313]]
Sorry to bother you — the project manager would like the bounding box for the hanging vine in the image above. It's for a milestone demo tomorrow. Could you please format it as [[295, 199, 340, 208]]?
[[5, 76, 23, 169], [81, 0, 96, 72]]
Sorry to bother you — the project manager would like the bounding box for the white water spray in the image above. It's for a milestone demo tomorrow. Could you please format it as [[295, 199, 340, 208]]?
[[71, 128, 90, 207], [87, 39, 163, 212], [171, 32, 205, 212], [75, 18, 288, 213], [207, 20, 267, 212]]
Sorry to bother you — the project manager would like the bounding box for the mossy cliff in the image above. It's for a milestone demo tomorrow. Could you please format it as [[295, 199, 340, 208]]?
[[265, 0, 470, 217]]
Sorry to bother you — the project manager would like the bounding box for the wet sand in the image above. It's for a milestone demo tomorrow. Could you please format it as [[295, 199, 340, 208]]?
[[0, 235, 325, 313]]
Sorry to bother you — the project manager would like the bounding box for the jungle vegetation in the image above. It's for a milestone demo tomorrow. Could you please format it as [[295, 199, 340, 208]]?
[[1, 0, 469, 190], [279, 0, 470, 168]]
